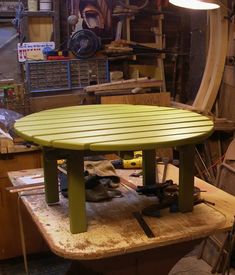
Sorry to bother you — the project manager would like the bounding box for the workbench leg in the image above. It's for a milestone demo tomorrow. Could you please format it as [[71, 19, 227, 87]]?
[[178, 145, 195, 212], [43, 149, 59, 204], [67, 151, 87, 234], [142, 149, 156, 186]]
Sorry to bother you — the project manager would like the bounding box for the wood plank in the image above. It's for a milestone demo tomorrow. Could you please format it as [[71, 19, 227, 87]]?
[[30, 92, 87, 113], [33, 123, 213, 147], [14, 109, 197, 129], [14, 115, 212, 137], [14, 105, 214, 151], [193, 3, 228, 112], [85, 77, 148, 92], [85, 79, 162, 92], [101, 92, 170, 106], [7, 165, 235, 259]]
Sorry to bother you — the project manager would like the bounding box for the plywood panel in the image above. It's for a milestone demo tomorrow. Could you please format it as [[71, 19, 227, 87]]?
[[28, 17, 53, 42], [30, 92, 93, 112], [101, 92, 171, 106]]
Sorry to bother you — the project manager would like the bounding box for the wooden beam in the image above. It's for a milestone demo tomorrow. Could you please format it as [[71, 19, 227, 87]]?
[[193, 2, 228, 112]]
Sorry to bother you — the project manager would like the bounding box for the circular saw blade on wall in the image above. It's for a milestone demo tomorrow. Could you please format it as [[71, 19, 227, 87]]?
[[68, 29, 101, 59]]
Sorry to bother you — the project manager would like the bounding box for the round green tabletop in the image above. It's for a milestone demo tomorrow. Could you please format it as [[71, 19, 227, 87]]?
[[14, 104, 214, 151]]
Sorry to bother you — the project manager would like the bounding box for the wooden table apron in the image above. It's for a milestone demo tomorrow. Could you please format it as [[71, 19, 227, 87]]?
[[14, 104, 214, 234]]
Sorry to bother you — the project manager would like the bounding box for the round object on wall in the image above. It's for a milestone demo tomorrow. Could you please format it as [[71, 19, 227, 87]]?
[[68, 15, 79, 26], [68, 29, 101, 59]]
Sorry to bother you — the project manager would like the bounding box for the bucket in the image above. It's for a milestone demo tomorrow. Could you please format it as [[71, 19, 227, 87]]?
[[39, 0, 52, 11], [28, 0, 38, 11]]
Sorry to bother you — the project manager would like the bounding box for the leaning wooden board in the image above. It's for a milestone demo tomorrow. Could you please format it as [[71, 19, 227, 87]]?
[[8, 164, 235, 260]]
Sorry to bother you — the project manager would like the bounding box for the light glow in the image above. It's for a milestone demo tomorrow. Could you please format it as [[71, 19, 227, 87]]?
[[169, 0, 220, 10]]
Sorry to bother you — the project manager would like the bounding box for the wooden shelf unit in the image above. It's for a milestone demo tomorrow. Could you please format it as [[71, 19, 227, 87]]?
[[22, 0, 60, 48]]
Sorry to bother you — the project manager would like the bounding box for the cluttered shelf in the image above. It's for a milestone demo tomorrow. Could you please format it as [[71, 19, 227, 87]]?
[[23, 11, 55, 17]]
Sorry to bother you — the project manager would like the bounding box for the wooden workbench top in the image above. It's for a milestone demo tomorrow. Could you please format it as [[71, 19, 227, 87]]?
[[8, 164, 235, 260]]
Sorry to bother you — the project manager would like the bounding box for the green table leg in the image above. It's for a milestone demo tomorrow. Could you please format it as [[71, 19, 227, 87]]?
[[43, 149, 59, 204], [142, 149, 156, 186], [67, 151, 87, 234], [178, 144, 195, 212]]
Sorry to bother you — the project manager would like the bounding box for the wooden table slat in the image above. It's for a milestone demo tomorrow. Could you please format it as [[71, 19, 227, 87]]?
[[51, 128, 213, 151], [16, 116, 212, 138], [15, 110, 205, 129], [33, 121, 213, 147]]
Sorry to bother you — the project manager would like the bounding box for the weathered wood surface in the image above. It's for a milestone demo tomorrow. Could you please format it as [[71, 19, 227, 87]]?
[[8, 164, 235, 260]]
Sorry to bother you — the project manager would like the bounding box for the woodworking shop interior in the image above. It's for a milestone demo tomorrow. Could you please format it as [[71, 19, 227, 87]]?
[[1, 0, 235, 274]]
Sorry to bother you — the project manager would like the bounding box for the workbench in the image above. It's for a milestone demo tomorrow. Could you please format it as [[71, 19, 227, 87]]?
[[7, 165, 235, 274], [14, 104, 214, 234]]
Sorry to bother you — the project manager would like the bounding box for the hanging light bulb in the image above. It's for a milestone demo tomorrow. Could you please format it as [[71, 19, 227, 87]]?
[[169, 0, 220, 10]]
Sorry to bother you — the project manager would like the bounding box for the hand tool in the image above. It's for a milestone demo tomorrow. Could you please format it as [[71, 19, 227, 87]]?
[[133, 211, 155, 238]]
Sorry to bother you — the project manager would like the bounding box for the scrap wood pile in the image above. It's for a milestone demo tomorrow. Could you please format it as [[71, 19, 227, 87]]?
[[84, 77, 163, 95], [104, 39, 166, 56], [104, 40, 133, 54]]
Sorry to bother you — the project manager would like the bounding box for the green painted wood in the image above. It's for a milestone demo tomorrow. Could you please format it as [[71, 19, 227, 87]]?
[[31, 121, 213, 147], [67, 151, 87, 233], [178, 145, 195, 212], [17, 116, 211, 137], [142, 150, 156, 186], [51, 125, 213, 150], [89, 132, 213, 151], [14, 112, 204, 133], [15, 108, 193, 127], [43, 149, 59, 204], [13, 105, 215, 234], [15, 104, 213, 151]]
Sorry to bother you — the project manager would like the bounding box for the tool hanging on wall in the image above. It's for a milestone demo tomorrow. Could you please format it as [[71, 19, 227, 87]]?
[[68, 29, 101, 59]]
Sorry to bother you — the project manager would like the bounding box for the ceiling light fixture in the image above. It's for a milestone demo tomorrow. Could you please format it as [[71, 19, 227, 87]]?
[[169, 0, 220, 10]]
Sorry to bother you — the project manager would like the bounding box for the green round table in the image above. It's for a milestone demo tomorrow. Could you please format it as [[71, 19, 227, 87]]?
[[14, 104, 214, 234]]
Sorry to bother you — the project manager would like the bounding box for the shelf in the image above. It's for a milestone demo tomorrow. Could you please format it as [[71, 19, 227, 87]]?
[[0, 11, 16, 18], [21, 0, 60, 48], [23, 11, 55, 17]]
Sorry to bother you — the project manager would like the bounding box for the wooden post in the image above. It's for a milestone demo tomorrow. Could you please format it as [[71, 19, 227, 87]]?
[[42, 148, 59, 204], [178, 144, 195, 212], [142, 149, 156, 186], [67, 151, 87, 233]]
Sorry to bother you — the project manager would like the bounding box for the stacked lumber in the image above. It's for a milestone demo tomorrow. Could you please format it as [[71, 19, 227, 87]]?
[[105, 40, 133, 54], [84, 77, 163, 94]]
